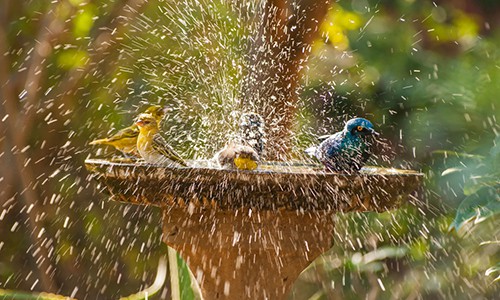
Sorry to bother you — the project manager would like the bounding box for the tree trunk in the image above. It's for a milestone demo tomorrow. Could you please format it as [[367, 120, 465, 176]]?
[[241, 0, 331, 160]]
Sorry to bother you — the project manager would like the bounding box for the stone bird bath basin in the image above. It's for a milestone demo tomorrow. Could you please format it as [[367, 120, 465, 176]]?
[[85, 158, 422, 299]]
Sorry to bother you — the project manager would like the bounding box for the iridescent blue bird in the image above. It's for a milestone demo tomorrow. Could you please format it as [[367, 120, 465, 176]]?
[[305, 118, 379, 172]]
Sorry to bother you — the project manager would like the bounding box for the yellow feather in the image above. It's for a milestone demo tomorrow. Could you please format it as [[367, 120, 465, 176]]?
[[234, 157, 258, 170], [89, 104, 165, 155]]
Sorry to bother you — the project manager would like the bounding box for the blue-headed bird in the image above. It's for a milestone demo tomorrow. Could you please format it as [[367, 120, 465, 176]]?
[[305, 117, 379, 172]]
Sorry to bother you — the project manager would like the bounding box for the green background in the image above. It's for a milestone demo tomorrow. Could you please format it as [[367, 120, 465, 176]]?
[[0, 0, 498, 298]]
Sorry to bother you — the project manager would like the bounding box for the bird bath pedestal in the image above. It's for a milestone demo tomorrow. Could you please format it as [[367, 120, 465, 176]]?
[[85, 159, 422, 299]]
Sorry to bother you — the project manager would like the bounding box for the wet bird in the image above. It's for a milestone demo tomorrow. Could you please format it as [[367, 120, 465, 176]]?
[[135, 113, 187, 167], [305, 117, 379, 172], [89, 105, 168, 157], [214, 113, 264, 171], [238, 112, 266, 157], [215, 142, 260, 171]]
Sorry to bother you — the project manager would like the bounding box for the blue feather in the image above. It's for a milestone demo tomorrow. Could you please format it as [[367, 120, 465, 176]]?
[[307, 118, 378, 172]]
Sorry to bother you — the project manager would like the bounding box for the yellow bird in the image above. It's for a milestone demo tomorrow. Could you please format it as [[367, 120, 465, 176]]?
[[135, 113, 187, 167], [89, 105, 167, 156], [215, 142, 259, 171]]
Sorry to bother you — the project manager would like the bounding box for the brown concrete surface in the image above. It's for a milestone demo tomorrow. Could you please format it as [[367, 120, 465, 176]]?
[[163, 208, 335, 299]]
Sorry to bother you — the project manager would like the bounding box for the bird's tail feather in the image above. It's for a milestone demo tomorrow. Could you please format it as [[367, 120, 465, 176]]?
[[89, 139, 108, 145], [317, 134, 331, 142]]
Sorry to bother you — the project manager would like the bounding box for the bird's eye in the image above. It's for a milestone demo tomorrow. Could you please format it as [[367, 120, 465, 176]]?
[[357, 126, 363, 131]]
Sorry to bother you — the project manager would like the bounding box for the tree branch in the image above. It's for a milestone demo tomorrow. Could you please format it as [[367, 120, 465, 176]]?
[[0, 4, 59, 293]]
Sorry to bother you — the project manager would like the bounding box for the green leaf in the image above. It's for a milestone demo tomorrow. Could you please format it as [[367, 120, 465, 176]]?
[[485, 263, 500, 282], [69, 0, 86, 5], [441, 167, 463, 176], [480, 240, 500, 246], [120, 256, 167, 300], [463, 176, 499, 196], [449, 186, 500, 232], [0, 289, 74, 299], [73, 8, 95, 37], [485, 263, 500, 276], [350, 246, 408, 272], [57, 49, 88, 69], [177, 252, 197, 300]]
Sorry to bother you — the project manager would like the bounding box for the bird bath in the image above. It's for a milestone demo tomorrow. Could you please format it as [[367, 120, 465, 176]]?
[[85, 158, 422, 299]]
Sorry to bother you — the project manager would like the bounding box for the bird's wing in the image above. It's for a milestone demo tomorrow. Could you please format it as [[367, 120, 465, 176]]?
[[89, 126, 138, 145], [304, 132, 340, 159], [106, 125, 139, 142], [235, 144, 260, 161], [89, 138, 107, 145], [304, 146, 317, 157], [215, 145, 236, 168], [152, 134, 187, 166], [324, 132, 344, 157]]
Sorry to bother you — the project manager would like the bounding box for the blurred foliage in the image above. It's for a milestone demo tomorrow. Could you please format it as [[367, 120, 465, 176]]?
[[0, 0, 499, 299], [449, 185, 499, 231], [293, 0, 500, 298], [443, 137, 499, 231], [0, 289, 74, 300]]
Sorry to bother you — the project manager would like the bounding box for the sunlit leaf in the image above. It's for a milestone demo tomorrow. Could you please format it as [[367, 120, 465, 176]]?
[[409, 238, 429, 261], [454, 11, 479, 38], [441, 167, 462, 176], [69, 0, 86, 6], [0, 289, 74, 300], [351, 246, 408, 270], [57, 49, 88, 69], [479, 240, 500, 246], [73, 9, 95, 37], [485, 263, 500, 282], [319, 6, 362, 51]]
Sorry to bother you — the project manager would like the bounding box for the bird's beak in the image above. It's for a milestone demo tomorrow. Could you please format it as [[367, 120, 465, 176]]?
[[135, 119, 144, 126]]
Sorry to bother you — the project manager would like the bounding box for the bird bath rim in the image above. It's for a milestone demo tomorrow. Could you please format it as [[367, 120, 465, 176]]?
[[85, 158, 423, 212], [84, 158, 422, 176]]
